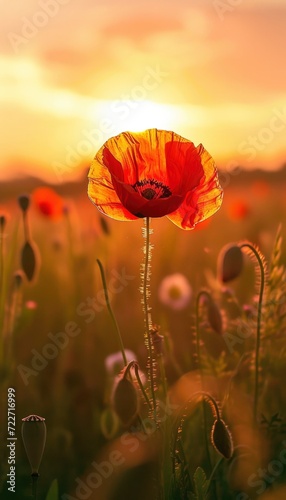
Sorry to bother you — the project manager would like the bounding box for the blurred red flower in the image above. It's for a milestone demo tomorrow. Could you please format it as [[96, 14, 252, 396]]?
[[32, 187, 64, 219], [88, 129, 223, 230], [227, 199, 250, 220]]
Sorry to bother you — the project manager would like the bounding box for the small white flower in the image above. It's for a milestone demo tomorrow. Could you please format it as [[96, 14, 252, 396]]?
[[105, 349, 137, 376], [105, 350, 147, 385], [158, 273, 192, 311]]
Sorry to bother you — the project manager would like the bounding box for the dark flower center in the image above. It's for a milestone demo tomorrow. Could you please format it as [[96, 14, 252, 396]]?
[[132, 179, 172, 200]]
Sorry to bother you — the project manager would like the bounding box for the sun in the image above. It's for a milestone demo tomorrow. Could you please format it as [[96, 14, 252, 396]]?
[[101, 99, 183, 134]]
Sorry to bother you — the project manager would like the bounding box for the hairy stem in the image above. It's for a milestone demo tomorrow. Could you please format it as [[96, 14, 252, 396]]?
[[23, 211, 30, 242], [196, 290, 214, 472], [240, 243, 265, 424], [142, 217, 157, 423]]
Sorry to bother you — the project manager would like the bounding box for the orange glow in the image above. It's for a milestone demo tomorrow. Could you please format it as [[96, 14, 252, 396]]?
[[0, 2, 285, 181]]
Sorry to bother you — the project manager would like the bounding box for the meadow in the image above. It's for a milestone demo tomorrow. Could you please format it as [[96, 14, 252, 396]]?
[[1, 166, 286, 500]]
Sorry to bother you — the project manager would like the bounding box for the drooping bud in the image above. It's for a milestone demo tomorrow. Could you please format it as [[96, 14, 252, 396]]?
[[18, 195, 30, 213], [211, 418, 233, 459], [21, 415, 46, 475], [218, 244, 243, 283], [112, 377, 139, 426], [21, 241, 37, 281]]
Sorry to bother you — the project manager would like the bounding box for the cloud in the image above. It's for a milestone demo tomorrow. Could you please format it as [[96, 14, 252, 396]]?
[[0, 0, 285, 180]]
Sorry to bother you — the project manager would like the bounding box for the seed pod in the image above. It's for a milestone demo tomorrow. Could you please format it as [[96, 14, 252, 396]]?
[[218, 244, 243, 283], [211, 418, 233, 459], [18, 195, 30, 212], [21, 241, 37, 281], [207, 296, 223, 335], [112, 377, 139, 426], [0, 214, 7, 229], [21, 415, 46, 474]]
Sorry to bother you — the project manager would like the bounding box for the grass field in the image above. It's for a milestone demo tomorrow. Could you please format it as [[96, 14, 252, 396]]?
[[1, 166, 286, 499]]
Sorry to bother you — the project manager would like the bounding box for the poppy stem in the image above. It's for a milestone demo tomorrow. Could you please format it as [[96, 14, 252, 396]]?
[[96, 259, 127, 366], [196, 290, 213, 473], [142, 217, 157, 423], [23, 211, 31, 242], [240, 243, 265, 425], [31, 473, 39, 500], [133, 361, 152, 409]]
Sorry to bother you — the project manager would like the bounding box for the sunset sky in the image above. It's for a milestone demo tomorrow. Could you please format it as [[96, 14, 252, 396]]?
[[1, 0, 286, 183]]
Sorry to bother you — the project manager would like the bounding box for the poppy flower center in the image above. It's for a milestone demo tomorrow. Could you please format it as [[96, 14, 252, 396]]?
[[132, 179, 172, 200], [168, 285, 183, 300]]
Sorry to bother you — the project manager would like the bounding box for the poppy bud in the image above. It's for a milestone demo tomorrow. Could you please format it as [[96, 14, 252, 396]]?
[[0, 214, 7, 229], [218, 244, 243, 283], [207, 296, 223, 335], [112, 377, 139, 426], [18, 195, 30, 212], [21, 415, 46, 475], [211, 418, 233, 459], [21, 241, 37, 281]]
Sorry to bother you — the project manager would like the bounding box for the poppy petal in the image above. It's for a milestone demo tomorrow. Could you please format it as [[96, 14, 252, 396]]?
[[165, 139, 204, 194], [88, 162, 137, 221], [167, 145, 223, 229], [95, 129, 197, 188]]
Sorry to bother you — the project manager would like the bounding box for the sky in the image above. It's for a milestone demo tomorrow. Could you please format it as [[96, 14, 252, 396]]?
[[0, 0, 286, 183]]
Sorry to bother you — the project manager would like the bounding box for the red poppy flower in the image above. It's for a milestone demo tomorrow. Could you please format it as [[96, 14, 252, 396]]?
[[227, 199, 250, 221], [32, 187, 64, 219], [88, 129, 223, 230]]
